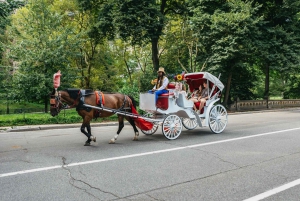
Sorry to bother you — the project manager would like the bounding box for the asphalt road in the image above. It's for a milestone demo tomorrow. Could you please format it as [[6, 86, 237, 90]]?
[[1, 109, 300, 201]]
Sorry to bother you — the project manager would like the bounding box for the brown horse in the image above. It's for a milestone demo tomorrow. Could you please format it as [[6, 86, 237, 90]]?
[[50, 88, 139, 146]]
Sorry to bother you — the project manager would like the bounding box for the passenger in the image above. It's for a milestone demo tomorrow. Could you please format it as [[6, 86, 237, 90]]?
[[198, 81, 210, 111], [189, 84, 203, 111], [149, 67, 169, 103], [175, 82, 188, 99]]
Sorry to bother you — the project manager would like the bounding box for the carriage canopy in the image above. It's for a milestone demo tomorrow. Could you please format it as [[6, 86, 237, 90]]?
[[184, 72, 224, 92]]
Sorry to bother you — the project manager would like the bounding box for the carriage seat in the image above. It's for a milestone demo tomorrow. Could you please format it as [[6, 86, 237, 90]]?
[[158, 83, 175, 96], [156, 83, 176, 110], [176, 93, 194, 108], [194, 102, 205, 114]]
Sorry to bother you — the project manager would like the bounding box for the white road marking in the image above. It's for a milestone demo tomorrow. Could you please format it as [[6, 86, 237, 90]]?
[[1, 127, 300, 179], [243, 178, 300, 201]]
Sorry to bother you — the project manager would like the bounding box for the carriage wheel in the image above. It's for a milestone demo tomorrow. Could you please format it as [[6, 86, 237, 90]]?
[[162, 115, 182, 140], [141, 113, 158, 135], [141, 123, 158, 135], [182, 118, 198, 130], [208, 104, 228, 134]]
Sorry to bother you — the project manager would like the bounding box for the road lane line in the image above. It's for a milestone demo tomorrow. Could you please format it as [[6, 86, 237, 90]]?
[[243, 178, 300, 201], [1, 127, 300, 178]]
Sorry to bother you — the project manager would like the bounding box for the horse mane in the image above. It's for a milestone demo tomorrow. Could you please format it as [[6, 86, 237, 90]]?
[[65, 88, 81, 100], [127, 95, 137, 108]]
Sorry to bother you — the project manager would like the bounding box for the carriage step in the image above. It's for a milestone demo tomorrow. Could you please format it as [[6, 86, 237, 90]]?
[[192, 110, 202, 127]]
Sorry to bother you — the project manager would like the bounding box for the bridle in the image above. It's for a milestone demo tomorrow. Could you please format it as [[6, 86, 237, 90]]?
[[50, 90, 68, 115]]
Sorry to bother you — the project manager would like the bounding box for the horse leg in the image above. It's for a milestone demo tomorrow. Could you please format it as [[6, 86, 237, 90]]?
[[80, 117, 96, 146], [126, 117, 139, 141], [109, 115, 124, 144]]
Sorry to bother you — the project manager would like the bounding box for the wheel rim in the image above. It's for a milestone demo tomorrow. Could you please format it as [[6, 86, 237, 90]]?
[[182, 118, 197, 130], [141, 123, 158, 135], [162, 115, 182, 140], [141, 113, 158, 135], [209, 104, 227, 134]]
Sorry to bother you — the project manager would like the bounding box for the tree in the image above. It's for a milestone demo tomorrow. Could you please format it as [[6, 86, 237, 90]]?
[[251, 0, 300, 100], [188, 0, 261, 106], [6, 0, 80, 111], [78, 0, 187, 72]]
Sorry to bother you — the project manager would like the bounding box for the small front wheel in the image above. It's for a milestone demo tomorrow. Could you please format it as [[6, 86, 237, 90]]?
[[182, 118, 198, 130], [162, 115, 182, 140], [141, 113, 158, 135], [208, 104, 228, 134]]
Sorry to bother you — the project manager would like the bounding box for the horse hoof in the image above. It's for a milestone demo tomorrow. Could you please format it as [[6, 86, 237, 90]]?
[[84, 142, 91, 146], [109, 139, 115, 144], [90, 136, 96, 142], [132, 137, 138, 141]]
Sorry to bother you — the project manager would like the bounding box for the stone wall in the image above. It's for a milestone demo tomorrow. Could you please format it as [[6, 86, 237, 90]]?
[[229, 99, 300, 111]]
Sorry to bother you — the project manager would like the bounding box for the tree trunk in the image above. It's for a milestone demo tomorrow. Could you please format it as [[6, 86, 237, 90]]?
[[264, 63, 270, 108], [223, 67, 233, 107], [44, 95, 48, 113], [264, 63, 270, 99], [151, 37, 159, 72]]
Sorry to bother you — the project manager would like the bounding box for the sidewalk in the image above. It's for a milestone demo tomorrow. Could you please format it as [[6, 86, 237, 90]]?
[[1, 107, 299, 133]]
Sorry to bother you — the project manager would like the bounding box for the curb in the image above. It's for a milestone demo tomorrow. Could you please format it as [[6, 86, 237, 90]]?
[[1, 122, 122, 133]]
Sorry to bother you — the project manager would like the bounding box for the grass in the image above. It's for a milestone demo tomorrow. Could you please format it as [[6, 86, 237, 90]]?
[[0, 100, 118, 127]]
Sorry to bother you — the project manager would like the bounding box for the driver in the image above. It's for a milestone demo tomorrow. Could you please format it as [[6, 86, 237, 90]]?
[[149, 67, 169, 103]]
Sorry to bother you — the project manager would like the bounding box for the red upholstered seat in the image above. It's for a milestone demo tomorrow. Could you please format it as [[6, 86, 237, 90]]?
[[156, 92, 174, 110], [194, 102, 205, 114], [155, 83, 175, 110], [167, 83, 176, 89]]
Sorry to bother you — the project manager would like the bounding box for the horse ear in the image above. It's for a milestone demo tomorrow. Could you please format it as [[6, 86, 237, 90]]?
[[49, 89, 55, 97]]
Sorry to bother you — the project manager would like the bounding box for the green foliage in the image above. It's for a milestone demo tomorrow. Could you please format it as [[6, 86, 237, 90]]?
[[0, 0, 24, 34], [6, 0, 81, 102], [188, 0, 261, 105], [139, 71, 157, 93], [119, 82, 140, 105], [283, 75, 300, 99]]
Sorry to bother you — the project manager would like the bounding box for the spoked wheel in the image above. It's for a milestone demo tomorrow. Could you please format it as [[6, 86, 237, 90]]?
[[162, 115, 182, 140], [182, 118, 198, 130], [208, 104, 228, 134], [141, 113, 158, 135]]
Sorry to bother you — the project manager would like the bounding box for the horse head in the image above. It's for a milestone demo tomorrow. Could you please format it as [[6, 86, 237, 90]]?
[[49, 89, 64, 117]]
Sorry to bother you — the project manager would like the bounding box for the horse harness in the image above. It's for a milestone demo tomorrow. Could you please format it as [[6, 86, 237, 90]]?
[[51, 89, 132, 116]]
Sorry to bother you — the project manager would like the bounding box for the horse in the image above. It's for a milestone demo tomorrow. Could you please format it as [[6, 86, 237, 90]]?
[[50, 88, 139, 146]]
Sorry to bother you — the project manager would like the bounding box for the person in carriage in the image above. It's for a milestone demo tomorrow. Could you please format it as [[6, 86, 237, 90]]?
[[198, 81, 210, 112], [149, 67, 169, 103], [189, 84, 203, 110]]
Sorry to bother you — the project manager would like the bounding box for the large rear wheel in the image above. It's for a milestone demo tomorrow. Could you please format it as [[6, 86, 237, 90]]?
[[162, 115, 182, 140], [208, 104, 227, 134]]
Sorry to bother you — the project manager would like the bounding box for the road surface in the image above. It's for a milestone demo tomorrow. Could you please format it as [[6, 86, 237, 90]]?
[[1, 109, 300, 201]]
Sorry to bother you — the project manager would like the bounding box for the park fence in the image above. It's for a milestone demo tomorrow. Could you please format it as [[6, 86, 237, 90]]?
[[0, 108, 45, 115], [229, 99, 300, 111]]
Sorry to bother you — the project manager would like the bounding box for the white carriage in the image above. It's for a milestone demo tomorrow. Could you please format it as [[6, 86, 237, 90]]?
[[139, 72, 228, 140]]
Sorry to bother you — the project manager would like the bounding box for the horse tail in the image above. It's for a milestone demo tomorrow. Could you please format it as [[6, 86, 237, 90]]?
[[127, 95, 137, 109]]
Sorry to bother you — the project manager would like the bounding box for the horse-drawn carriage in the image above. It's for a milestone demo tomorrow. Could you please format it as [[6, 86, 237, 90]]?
[[139, 72, 228, 140], [50, 71, 227, 145]]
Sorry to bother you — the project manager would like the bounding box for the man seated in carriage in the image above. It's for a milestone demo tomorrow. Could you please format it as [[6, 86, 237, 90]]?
[[149, 67, 169, 103], [197, 81, 210, 112]]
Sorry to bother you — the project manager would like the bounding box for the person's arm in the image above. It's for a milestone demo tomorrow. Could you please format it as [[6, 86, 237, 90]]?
[[157, 77, 169, 90]]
